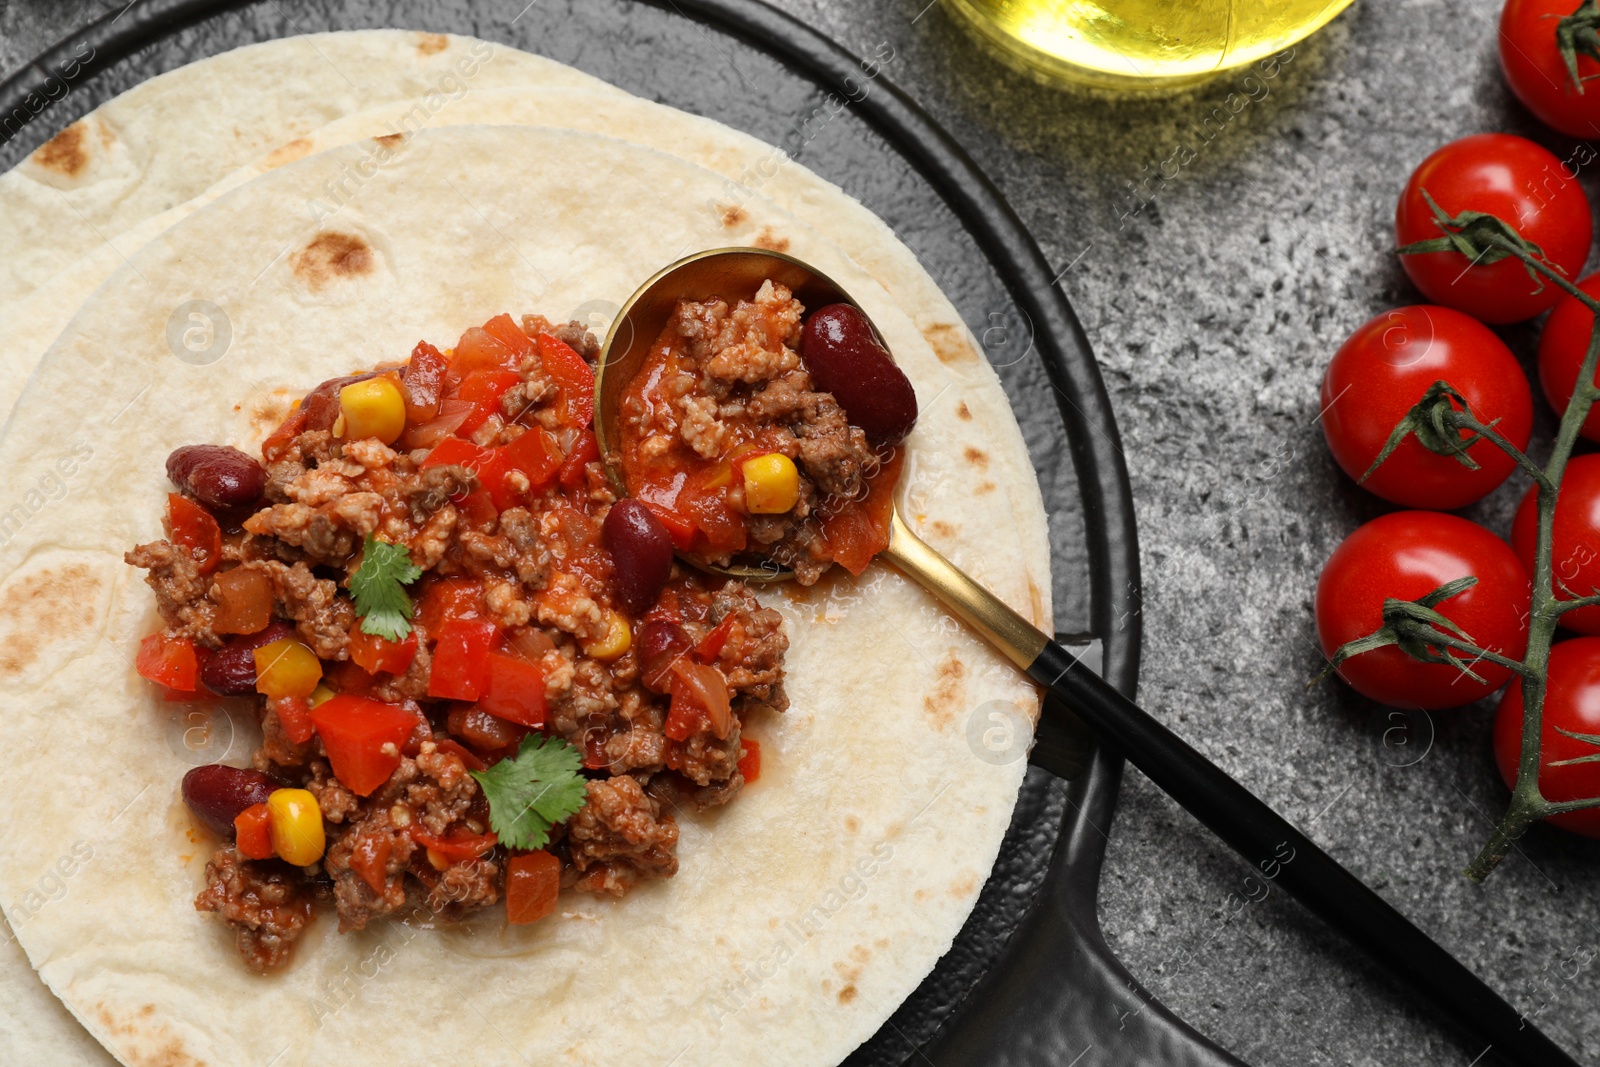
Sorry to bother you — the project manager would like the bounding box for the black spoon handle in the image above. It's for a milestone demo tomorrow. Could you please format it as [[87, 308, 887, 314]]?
[[883, 514, 1568, 1067]]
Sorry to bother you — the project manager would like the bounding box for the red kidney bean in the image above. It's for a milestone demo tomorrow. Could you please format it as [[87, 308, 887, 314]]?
[[201, 622, 296, 696], [800, 304, 918, 447], [167, 445, 267, 510], [182, 764, 280, 838], [636, 619, 691, 693], [603, 500, 674, 615]]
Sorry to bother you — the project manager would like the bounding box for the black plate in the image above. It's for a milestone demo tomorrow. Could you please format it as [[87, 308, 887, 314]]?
[[0, 3, 1242, 1064]]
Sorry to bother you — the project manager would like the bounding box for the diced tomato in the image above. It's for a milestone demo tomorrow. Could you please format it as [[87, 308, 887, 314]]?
[[262, 406, 308, 463], [643, 500, 697, 549], [481, 313, 535, 361], [737, 737, 761, 783], [446, 704, 528, 756], [409, 827, 498, 862], [348, 832, 392, 895], [166, 493, 222, 576], [309, 695, 421, 796], [505, 850, 562, 925], [402, 340, 449, 424], [695, 615, 737, 663], [821, 451, 903, 576], [558, 430, 599, 490], [451, 326, 516, 378], [501, 427, 563, 499], [212, 567, 274, 635], [234, 803, 274, 860], [348, 623, 418, 676], [478, 651, 547, 727], [136, 632, 199, 691], [428, 619, 498, 701], [417, 577, 487, 632], [432, 737, 488, 772], [421, 436, 509, 505], [327, 659, 376, 697], [682, 490, 746, 553], [537, 333, 595, 429], [274, 695, 315, 746], [458, 488, 499, 527], [454, 369, 520, 436]]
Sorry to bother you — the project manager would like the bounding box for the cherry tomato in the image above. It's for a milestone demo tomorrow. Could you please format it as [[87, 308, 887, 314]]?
[[1395, 134, 1591, 323], [1499, 0, 1600, 138], [1537, 273, 1600, 443], [1315, 512, 1531, 709], [1321, 306, 1532, 508], [1511, 453, 1600, 634], [1494, 636, 1600, 837]]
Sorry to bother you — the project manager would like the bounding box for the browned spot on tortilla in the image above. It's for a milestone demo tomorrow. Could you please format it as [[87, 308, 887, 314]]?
[[849, 944, 870, 964], [930, 520, 956, 541], [94, 1006, 204, 1067], [844, 815, 860, 833], [719, 204, 747, 227], [754, 229, 790, 253], [914, 888, 932, 903], [839, 984, 858, 1004], [33, 123, 89, 177], [833, 960, 861, 983], [875, 937, 889, 950], [922, 651, 966, 730], [0, 564, 100, 677], [975, 481, 995, 495], [416, 32, 450, 55], [1028, 577, 1046, 629], [291, 232, 375, 291], [963, 446, 989, 470], [950, 869, 978, 898], [263, 137, 313, 168], [956, 401, 972, 421], [923, 322, 978, 367], [374, 133, 405, 149]]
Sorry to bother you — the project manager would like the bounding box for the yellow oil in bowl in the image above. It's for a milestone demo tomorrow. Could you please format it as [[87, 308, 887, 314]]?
[[946, 0, 1355, 89]]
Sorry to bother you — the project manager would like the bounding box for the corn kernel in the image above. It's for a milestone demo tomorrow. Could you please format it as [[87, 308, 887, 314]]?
[[338, 377, 407, 444], [742, 453, 800, 514], [254, 638, 323, 699], [309, 683, 337, 708], [267, 788, 325, 866], [583, 612, 632, 661]]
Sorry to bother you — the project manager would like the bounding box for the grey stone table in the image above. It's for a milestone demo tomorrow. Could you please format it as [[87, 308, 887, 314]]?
[[3, 1, 1596, 1065]]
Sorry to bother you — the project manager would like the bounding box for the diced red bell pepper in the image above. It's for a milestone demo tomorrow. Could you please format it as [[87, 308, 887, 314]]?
[[695, 615, 737, 664], [558, 429, 599, 490], [274, 695, 316, 746], [737, 737, 761, 783], [234, 803, 274, 860], [481, 313, 535, 361], [537, 333, 595, 429], [458, 488, 499, 527], [309, 694, 421, 796], [427, 619, 498, 702], [421, 436, 509, 506], [402, 340, 449, 424], [348, 832, 392, 895], [500, 427, 563, 500], [417, 577, 486, 633], [505, 850, 562, 924], [478, 650, 547, 728], [348, 623, 418, 676], [643, 500, 697, 550], [454, 369, 521, 436], [166, 493, 222, 576], [262, 405, 308, 463], [327, 659, 376, 697], [409, 827, 498, 862], [136, 632, 199, 691], [446, 704, 528, 757]]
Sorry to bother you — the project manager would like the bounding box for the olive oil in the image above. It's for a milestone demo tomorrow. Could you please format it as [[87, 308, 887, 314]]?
[[946, 0, 1355, 89]]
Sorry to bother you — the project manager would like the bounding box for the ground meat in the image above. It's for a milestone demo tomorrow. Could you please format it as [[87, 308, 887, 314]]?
[[710, 587, 789, 711], [256, 698, 314, 768], [521, 315, 600, 363], [566, 776, 679, 897], [244, 560, 354, 659], [368, 624, 432, 703], [195, 848, 315, 972], [125, 540, 221, 648], [322, 805, 415, 932], [674, 280, 803, 384], [263, 430, 339, 503], [414, 854, 501, 919], [401, 464, 476, 527]]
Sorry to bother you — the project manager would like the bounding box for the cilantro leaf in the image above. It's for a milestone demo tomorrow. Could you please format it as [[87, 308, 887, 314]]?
[[470, 735, 589, 851], [349, 534, 422, 641]]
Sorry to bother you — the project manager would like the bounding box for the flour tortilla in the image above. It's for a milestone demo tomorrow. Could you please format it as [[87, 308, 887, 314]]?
[[0, 125, 1049, 1067], [0, 30, 627, 304]]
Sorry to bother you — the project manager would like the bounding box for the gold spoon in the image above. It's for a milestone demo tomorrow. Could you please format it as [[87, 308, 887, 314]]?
[[594, 248, 1559, 1065]]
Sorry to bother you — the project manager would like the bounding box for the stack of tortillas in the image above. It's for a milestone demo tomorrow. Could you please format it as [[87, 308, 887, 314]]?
[[0, 30, 1051, 1067]]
